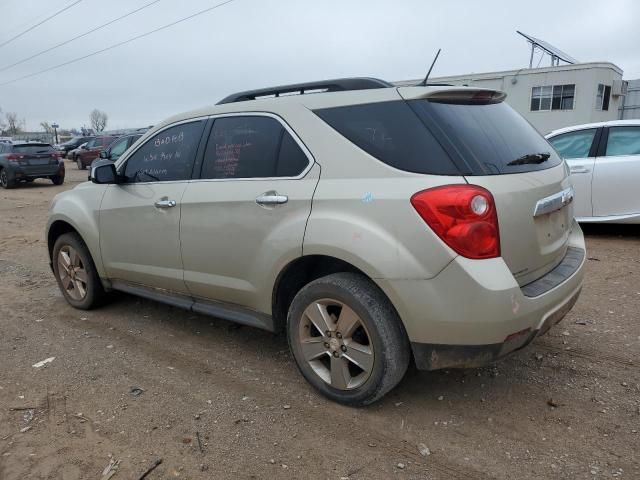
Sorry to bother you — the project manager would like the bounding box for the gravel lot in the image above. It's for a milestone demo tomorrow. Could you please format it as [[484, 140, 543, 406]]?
[[1, 165, 639, 479]]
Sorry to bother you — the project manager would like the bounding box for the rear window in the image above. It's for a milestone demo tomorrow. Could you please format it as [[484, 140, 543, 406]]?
[[13, 144, 54, 154], [314, 99, 562, 175], [410, 100, 562, 174]]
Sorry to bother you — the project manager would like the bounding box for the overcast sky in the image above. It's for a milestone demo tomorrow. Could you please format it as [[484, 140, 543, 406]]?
[[0, 0, 639, 131]]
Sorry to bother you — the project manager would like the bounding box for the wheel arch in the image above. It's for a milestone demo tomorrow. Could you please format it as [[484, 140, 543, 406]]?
[[46, 212, 105, 279], [47, 220, 80, 261], [271, 254, 401, 334]]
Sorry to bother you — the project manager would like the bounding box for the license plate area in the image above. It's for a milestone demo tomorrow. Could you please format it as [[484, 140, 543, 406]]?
[[29, 158, 50, 165]]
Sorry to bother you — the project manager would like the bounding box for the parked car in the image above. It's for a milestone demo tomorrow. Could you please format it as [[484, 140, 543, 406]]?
[[99, 134, 142, 162], [546, 120, 640, 223], [76, 136, 118, 170], [47, 78, 585, 405], [0, 142, 64, 188], [57, 136, 94, 158], [67, 142, 88, 161]]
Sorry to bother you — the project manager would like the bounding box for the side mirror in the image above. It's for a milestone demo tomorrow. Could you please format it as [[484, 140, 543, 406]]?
[[99, 150, 110, 159], [91, 160, 118, 184], [81, 145, 88, 149]]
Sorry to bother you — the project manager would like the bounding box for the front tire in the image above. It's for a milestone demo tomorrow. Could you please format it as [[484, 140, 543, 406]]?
[[287, 272, 410, 406], [77, 158, 85, 170], [52, 232, 106, 309]]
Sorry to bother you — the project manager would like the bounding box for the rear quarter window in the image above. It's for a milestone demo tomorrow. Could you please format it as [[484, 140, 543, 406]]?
[[314, 101, 459, 175]]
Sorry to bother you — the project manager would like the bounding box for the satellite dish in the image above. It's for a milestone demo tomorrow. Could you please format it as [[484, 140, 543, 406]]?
[[517, 31, 578, 68]]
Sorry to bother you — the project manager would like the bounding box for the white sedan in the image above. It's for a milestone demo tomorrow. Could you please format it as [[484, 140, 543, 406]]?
[[546, 120, 640, 223]]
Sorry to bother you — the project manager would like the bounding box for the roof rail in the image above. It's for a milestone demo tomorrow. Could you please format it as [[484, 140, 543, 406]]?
[[217, 77, 393, 105]]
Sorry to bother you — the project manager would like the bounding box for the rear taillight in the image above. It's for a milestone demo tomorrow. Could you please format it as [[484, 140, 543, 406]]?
[[6, 154, 22, 162], [410, 185, 500, 259]]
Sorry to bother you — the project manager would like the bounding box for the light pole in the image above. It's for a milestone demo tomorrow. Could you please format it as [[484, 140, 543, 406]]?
[[51, 123, 59, 144]]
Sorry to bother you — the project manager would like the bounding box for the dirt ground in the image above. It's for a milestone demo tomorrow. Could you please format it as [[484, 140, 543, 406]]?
[[0, 165, 638, 480]]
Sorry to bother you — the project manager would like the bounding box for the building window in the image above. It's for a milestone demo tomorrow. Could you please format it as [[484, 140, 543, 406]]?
[[531, 84, 575, 111], [596, 84, 611, 111]]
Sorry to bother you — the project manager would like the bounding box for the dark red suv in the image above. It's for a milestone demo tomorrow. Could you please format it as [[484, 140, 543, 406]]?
[[76, 136, 118, 170]]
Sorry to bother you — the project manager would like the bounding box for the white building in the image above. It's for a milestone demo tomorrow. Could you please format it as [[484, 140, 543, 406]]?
[[396, 62, 628, 134]]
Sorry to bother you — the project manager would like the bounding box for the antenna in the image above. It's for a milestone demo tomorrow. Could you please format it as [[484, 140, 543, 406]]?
[[419, 48, 441, 86]]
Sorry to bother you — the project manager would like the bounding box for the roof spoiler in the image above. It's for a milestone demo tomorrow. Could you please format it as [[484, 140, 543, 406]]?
[[399, 86, 507, 105]]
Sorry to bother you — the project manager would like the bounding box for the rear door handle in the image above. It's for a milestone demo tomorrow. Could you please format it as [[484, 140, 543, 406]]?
[[256, 192, 288, 206], [154, 199, 176, 209], [569, 166, 590, 174]]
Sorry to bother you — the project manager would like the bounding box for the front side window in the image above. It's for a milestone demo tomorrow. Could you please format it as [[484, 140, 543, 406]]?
[[200, 116, 308, 179], [531, 84, 574, 111], [548, 129, 597, 159], [605, 127, 640, 156], [122, 121, 204, 183]]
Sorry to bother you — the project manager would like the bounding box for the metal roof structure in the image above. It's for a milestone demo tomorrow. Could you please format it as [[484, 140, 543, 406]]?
[[517, 30, 578, 68], [217, 77, 392, 105]]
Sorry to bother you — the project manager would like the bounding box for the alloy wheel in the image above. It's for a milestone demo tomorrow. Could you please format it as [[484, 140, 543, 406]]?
[[0, 170, 7, 188], [298, 298, 374, 390], [57, 245, 88, 301]]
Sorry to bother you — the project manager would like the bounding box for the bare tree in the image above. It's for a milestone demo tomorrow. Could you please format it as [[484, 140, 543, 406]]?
[[89, 109, 108, 132], [5, 112, 24, 135], [40, 121, 53, 133], [0, 107, 5, 133]]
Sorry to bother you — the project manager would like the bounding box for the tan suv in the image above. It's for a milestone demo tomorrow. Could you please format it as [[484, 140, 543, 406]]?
[[46, 78, 585, 405]]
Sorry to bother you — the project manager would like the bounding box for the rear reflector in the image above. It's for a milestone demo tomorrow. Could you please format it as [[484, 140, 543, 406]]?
[[411, 185, 500, 259]]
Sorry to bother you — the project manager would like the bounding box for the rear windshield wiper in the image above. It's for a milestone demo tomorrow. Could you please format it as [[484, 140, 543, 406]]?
[[507, 152, 551, 166]]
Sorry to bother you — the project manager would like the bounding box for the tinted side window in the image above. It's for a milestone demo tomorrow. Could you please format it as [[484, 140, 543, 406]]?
[[315, 101, 459, 175], [201, 116, 307, 179], [605, 127, 640, 157], [109, 137, 129, 160], [548, 129, 597, 159], [277, 131, 308, 176], [123, 121, 204, 183]]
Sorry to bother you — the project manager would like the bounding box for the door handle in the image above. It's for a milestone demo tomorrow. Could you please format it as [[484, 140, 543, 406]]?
[[255, 192, 288, 206], [154, 199, 176, 209], [569, 166, 590, 174]]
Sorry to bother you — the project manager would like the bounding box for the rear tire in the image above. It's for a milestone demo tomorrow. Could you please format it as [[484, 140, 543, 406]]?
[[287, 272, 410, 406], [52, 232, 106, 309], [77, 158, 85, 170], [51, 175, 64, 185], [0, 168, 15, 189]]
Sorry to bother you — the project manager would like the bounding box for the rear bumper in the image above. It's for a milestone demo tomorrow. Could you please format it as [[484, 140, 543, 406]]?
[[410, 286, 581, 370], [10, 163, 64, 179], [377, 220, 586, 370]]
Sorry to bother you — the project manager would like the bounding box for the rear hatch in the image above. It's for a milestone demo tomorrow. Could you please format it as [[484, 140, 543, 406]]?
[[399, 87, 573, 285], [13, 144, 59, 167]]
